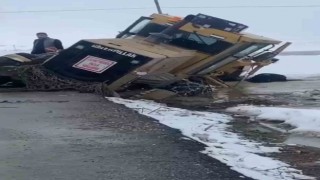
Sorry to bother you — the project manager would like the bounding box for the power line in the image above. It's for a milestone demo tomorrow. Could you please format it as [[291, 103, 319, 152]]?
[[0, 7, 150, 14], [1, 5, 320, 14], [167, 5, 320, 9]]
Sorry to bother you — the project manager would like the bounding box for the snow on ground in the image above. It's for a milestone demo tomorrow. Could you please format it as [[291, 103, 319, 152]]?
[[108, 97, 314, 180], [0, 45, 30, 56], [227, 106, 320, 133], [285, 43, 320, 52], [257, 55, 320, 78]]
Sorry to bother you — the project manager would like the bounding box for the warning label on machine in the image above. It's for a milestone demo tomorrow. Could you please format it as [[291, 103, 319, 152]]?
[[72, 55, 117, 73]]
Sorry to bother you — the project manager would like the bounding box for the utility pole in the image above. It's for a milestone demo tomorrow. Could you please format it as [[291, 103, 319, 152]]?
[[154, 0, 163, 14]]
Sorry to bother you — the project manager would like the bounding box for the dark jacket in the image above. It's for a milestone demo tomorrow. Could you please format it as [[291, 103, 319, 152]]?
[[31, 37, 64, 54]]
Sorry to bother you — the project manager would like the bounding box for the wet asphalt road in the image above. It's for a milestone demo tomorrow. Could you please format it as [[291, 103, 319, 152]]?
[[0, 92, 250, 180]]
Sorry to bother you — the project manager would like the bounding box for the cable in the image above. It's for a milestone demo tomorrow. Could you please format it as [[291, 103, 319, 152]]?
[[166, 5, 320, 9], [1, 5, 320, 14], [0, 7, 151, 14]]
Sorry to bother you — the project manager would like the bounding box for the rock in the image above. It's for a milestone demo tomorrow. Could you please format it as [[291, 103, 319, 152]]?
[[247, 73, 287, 83]]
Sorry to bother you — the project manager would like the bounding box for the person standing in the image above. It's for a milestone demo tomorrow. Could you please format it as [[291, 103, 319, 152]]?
[[31, 32, 64, 54]]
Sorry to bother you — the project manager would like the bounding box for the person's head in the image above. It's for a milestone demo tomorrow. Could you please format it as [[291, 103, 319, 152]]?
[[36, 32, 48, 39]]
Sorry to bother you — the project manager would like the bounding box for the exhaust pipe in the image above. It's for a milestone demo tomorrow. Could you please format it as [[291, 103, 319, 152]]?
[[154, 0, 163, 14]]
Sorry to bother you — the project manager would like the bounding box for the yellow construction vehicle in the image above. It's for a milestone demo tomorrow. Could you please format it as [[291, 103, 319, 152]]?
[[0, 12, 290, 99], [115, 13, 291, 87]]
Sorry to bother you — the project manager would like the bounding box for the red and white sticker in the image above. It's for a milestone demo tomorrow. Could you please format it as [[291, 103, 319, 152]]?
[[72, 55, 117, 74]]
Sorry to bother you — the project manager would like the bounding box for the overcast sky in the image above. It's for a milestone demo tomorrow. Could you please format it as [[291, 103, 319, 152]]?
[[1, 0, 320, 50]]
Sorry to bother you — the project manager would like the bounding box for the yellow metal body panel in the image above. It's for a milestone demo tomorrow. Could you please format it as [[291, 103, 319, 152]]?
[[150, 13, 182, 24], [239, 33, 281, 44], [86, 38, 195, 90], [175, 43, 248, 75], [87, 39, 194, 58]]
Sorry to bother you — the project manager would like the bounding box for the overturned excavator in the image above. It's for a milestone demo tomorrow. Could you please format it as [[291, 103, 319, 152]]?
[[0, 13, 291, 99]]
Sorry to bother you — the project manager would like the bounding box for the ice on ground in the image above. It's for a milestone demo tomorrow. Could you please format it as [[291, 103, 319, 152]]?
[[292, 89, 320, 101], [108, 97, 314, 180], [227, 106, 320, 133]]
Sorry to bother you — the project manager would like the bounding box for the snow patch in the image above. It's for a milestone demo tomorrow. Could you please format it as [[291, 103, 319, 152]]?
[[258, 55, 320, 76], [285, 74, 320, 81], [108, 97, 314, 180], [227, 106, 320, 133], [0, 45, 30, 56]]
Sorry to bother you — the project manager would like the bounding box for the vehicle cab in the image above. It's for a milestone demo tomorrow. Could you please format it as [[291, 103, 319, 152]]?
[[116, 13, 286, 82]]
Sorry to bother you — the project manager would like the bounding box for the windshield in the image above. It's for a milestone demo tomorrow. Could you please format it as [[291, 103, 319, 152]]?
[[233, 44, 267, 58], [117, 17, 169, 39], [196, 43, 269, 75], [129, 19, 151, 34], [167, 31, 233, 54]]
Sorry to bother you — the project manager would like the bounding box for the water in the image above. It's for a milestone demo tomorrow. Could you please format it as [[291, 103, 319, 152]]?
[[237, 76, 320, 109], [285, 135, 320, 149], [238, 77, 320, 148]]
